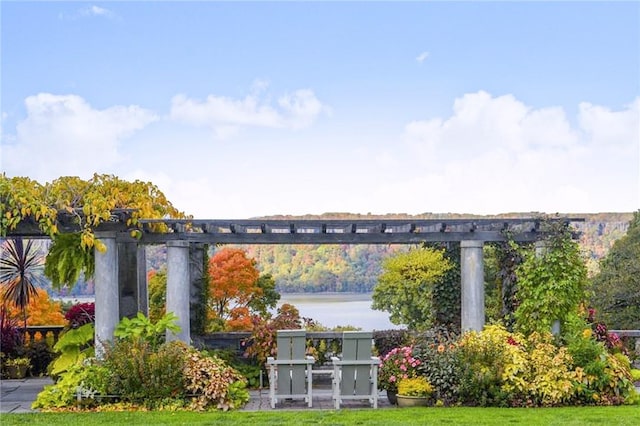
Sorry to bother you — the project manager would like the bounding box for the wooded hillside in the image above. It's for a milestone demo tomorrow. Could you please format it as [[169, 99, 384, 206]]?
[[238, 212, 634, 293], [53, 212, 635, 296]]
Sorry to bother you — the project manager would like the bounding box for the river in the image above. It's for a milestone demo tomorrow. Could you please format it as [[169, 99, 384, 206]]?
[[58, 293, 402, 331], [277, 293, 401, 330]]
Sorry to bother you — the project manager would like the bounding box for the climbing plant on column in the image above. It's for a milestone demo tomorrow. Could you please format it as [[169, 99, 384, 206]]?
[[513, 220, 588, 336], [372, 247, 452, 330]]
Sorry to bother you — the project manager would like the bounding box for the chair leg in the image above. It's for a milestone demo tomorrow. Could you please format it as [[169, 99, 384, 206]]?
[[269, 364, 276, 408], [332, 364, 341, 409], [307, 364, 313, 407]]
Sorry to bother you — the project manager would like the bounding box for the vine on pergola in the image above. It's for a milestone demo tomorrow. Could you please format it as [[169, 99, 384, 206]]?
[[0, 173, 186, 288]]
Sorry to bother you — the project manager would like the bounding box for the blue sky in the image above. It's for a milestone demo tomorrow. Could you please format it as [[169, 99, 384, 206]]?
[[1, 1, 639, 218]]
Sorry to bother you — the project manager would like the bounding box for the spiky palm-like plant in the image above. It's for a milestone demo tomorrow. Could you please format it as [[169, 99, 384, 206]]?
[[0, 237, 47, 328]]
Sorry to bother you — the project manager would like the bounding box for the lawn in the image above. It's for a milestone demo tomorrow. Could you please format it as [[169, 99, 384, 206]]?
[[3, 406, 639, 426]]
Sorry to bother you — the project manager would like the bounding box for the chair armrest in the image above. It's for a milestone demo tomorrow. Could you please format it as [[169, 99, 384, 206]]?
[[332, 358, 380, 366], [266, 357, 315, 365]]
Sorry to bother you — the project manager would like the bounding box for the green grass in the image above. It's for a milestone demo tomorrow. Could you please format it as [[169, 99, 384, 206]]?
[[3, 406, 639, 426]]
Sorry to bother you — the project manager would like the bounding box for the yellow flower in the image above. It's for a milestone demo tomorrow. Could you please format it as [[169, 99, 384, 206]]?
[[582, 328, 592, 339]]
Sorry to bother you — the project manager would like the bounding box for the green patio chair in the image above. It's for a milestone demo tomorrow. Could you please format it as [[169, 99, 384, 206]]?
[[331, 331, 381, 409], [266, 329, 315, 408]]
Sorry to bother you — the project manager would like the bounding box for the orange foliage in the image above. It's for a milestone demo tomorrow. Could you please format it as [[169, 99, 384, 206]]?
[[208, 248, 260, 324], [3, 288, 65, 326], [225, 306, 254, 331]]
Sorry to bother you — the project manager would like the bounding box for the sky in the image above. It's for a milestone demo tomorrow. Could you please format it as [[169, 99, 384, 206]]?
[[1, 1, 639, 219]]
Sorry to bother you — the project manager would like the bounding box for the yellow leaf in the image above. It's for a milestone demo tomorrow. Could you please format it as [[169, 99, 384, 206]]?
[[94, 239, 107, 253]]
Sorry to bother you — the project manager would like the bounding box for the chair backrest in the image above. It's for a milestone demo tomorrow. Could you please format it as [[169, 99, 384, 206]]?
[[276, 329, 307, 395], [276, 329, 307, 360], [340, 331, 373, 395]]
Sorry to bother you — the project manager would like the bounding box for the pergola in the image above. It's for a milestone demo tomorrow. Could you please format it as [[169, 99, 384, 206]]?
[[7, 214, 584, 348]]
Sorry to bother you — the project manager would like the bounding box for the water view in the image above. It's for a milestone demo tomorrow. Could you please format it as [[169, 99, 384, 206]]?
[[278, 293, 401, 330], [58, 293, 402, 331]]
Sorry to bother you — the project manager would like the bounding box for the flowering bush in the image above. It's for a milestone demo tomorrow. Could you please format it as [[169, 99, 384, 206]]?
[[378, 346, 421, 392], [65, 302, 95, 328], [414, 340, 461, 405]]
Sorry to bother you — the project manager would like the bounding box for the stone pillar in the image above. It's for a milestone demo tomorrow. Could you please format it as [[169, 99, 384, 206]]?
[[166, 241, 190, 343], [117, 242, 138, 319], [461, 240, 485, 332], [94, 232, 119, 358], [137, 245, 148, 315], [189, 243, 206, 335]]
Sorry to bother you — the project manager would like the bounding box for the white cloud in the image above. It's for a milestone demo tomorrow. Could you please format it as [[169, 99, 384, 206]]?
[[169, 86, 329, 137], [1, 93, 157, 182], [395, 91, 639, 214], [416, 51, 429, 63], [59, 5, 119, 21], [2, 90, 637, 218]]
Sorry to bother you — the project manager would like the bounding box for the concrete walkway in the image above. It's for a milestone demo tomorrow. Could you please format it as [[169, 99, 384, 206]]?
[[1, 377, 393, 413], [1, 377, 53, 413]]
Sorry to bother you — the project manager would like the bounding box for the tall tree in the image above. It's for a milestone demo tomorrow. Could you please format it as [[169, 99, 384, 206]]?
[[207, 248, 260, 327], [248, 273, 280, 317], [372, 247, 452, 330], [590, 211, 640, 329]]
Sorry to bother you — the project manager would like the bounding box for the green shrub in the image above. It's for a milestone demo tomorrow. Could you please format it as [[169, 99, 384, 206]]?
[[33, 361, 109, 410], [103, 339, 186, 402], [114, 312, 180, 350]]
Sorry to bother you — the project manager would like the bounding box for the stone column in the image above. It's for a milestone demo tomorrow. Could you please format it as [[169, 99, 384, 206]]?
[[166, 241, 190, 343], [137, 245, 148, 315], [117, 242, 138, 319], [189, 243, 206, 335], [94, 232, 119, 358], [461, 240, 485, 332]]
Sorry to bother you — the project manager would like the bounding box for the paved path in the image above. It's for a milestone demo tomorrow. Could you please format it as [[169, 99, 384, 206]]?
[[1, 377, 392, 413], [1, 377, 53, 413], [8, 377, 636, 413]]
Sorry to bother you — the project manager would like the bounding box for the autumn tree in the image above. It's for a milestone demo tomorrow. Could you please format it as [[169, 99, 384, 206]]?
[[372, 247, 452, 330], [207, 248, 260, 330], [2, 288, 65, 326]]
